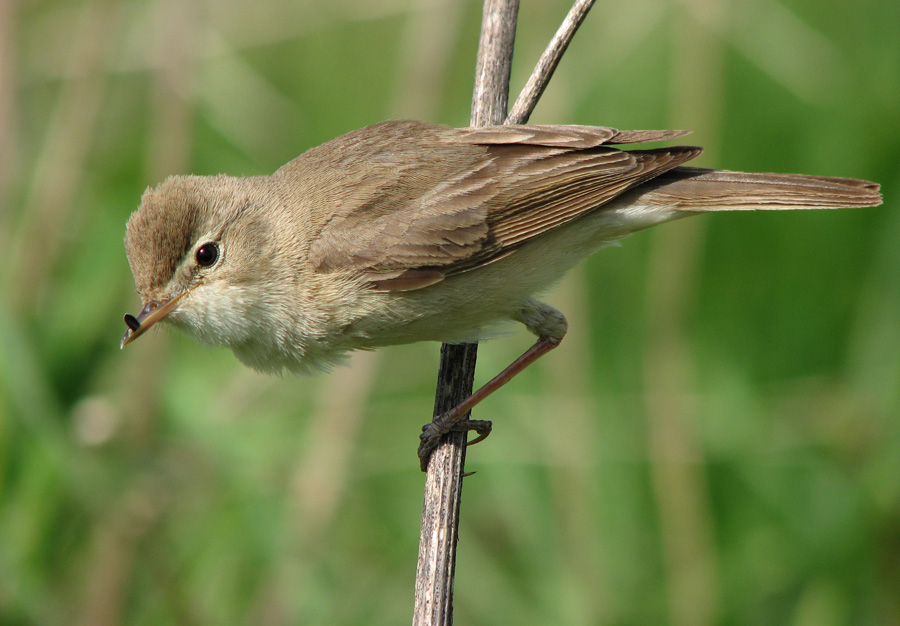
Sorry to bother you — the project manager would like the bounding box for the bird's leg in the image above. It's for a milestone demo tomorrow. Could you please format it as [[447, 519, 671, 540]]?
[[418, 300, 568, 470]]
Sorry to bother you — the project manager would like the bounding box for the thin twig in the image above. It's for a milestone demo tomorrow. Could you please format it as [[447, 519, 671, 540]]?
[[507, 0, 596, 125], [414, 1, 596, 624]]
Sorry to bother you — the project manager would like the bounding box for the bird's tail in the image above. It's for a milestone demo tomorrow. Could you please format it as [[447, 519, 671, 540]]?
[[632, 166, 882, 212]]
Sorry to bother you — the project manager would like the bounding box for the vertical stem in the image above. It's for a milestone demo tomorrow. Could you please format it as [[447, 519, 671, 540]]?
[[470, 0, 519, 127], [413, 343, 479, 626], [413, 2, 518, 624]]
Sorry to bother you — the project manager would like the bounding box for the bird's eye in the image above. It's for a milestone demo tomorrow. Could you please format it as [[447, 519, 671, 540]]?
[[196, 242, 219, 267]]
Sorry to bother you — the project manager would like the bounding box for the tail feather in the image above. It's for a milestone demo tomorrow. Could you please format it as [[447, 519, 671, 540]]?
[[634, 166, 882, 211]]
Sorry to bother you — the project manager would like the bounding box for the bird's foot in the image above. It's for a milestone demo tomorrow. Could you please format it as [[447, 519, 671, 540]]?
[[418, 414, 492, 471]]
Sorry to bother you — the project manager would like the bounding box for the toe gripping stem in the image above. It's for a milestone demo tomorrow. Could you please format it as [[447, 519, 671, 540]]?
[[417, 335, 561, 471]]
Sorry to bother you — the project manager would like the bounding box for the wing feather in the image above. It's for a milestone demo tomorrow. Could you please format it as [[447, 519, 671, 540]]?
[[303, 120, 703, 290]]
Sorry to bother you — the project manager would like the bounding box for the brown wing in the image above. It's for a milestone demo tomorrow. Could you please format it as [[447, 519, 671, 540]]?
[[304, 120, 701, 291]]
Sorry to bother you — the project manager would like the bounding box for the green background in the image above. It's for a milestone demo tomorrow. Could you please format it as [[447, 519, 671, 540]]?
[[2, 0, 898, 624]]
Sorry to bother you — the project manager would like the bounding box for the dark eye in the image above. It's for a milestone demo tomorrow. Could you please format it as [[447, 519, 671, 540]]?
[[196, 242, 219, 267]]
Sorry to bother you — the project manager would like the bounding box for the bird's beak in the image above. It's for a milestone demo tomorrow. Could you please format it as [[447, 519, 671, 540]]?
[[120, 290, 190, 349]]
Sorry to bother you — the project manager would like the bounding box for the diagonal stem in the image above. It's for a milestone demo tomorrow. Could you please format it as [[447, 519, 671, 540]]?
[[507, 0, 596, 125]]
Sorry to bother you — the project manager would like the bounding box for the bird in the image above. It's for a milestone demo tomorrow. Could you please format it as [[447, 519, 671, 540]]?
[[120, 119, 882, 467]]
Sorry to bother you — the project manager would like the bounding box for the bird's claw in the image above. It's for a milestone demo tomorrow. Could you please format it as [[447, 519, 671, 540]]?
[[418, 418, 493, 471]]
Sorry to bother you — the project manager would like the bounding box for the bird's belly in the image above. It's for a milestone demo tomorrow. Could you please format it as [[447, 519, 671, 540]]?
[[337, 201, 685, 349]]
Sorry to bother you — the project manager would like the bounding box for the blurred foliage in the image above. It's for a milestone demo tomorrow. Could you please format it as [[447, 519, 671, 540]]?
[[1, 0, 898, 624]]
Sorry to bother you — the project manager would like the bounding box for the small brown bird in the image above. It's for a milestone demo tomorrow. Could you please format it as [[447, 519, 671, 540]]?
[[121, 120, 881, 466]]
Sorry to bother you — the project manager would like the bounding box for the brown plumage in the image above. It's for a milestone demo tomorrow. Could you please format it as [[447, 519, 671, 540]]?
[[121, 120, 881, 462]]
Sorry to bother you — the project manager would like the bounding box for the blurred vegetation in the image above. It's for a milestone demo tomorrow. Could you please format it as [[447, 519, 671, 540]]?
[[1, 0, 898, 624]]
